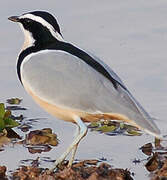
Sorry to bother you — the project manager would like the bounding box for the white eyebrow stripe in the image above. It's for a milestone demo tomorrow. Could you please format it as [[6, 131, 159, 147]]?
[[19, 13, 64, 42]]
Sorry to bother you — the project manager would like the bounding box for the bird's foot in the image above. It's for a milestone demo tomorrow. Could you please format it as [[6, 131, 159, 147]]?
[[50, 158, 66, 172], [50, 116, 87, 172]]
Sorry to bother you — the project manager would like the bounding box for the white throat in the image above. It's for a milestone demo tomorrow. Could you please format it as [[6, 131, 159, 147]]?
[[19, 23, 35, 51]]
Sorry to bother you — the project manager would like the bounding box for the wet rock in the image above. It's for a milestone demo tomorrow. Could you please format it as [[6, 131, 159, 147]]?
[[55, 167, 83, 180], [140, 143, 153, 156], [0, 166, 7, 180], [19, 128, 58, 154], [55, 162, 133, 180], [12, 166, 42, 180], [6, 98, 22, 105], [25, 128, 58, 146], [145, 153, 159, 172], [11, 161, 133, 180], [0, 129, 11, 148], [141, 138, 167, 179], [0, 128, 21, 151], [151, 159, 167, 180]]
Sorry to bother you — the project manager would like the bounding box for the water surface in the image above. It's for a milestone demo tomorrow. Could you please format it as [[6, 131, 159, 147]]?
[[0, 1, 167, 179]]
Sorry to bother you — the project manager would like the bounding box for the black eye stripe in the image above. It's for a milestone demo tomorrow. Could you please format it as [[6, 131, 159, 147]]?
[[20, 18, 31, 25], [26, 19, 31, 23], [23, 18, 32, 23]]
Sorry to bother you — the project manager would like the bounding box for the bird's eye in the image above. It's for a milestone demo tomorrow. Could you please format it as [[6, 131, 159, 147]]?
[[25, 19, 31, 23]]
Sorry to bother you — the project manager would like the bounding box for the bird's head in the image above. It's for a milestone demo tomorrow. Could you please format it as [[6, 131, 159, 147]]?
[[8, 11, 63, 50]]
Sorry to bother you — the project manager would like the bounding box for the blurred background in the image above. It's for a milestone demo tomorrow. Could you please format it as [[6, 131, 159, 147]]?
[[0, 1, 167, 179]]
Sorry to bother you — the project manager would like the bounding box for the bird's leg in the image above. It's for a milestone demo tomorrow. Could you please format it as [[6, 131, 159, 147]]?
[[68, 143, 79, 167], [51, 116, 87, 171], [68, 125, 80, 167]]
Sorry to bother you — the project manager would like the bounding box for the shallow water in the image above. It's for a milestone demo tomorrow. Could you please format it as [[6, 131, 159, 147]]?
[[0, 1, 167, 179]]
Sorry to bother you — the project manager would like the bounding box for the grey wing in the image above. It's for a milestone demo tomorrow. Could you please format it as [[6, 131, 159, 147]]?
[[22, 50, 119, 113], [87, 51, 160, 136], [22, 50, 160, 136]]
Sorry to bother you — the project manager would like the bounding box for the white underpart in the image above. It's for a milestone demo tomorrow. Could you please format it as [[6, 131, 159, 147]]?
[[19, 13, 64, 42], [19, 23, 35, 51]]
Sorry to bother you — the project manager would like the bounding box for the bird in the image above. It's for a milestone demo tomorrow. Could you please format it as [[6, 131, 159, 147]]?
[[8, 11, 161, 170]]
